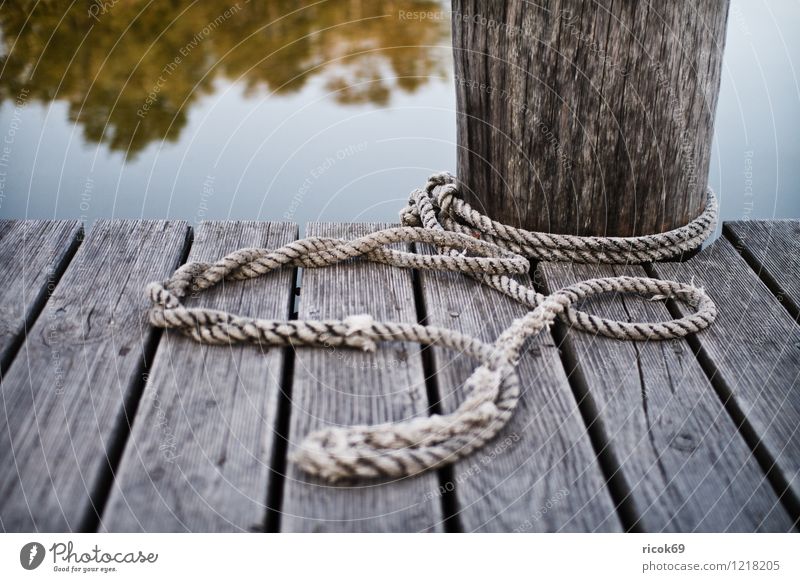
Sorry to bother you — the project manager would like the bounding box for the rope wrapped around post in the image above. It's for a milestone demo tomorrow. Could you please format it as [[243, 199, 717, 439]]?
[[145, 172, 718, 482]]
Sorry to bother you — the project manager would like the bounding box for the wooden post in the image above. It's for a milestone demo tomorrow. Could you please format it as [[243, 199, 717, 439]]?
[[452, 0, 730, 236]]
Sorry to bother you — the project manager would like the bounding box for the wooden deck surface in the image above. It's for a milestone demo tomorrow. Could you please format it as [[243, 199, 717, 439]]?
[[0, 219, 797, 532]]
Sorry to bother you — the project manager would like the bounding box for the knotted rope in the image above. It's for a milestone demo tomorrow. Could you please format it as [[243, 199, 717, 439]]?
[[145, 172, 717, 482]]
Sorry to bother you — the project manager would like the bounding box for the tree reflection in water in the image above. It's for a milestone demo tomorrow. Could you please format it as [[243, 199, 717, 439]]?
[[0, 0, 449, 157]]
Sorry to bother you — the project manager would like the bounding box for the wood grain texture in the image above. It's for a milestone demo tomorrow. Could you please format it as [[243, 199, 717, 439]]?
[[0, 220, 189, 532], [540, 262, 793, 531], [0, 220, 82, 373], [452, 0, 729, 236], [279, 223, 444, 532], [101, 222, 297, 532], [416, 258, 621, 532], [724, 220, 800, 320], [653, 237, 800, 520]]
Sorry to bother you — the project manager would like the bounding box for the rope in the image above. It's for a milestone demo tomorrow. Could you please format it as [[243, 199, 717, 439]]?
[[145, 172, 718, 482], [400, 172, 718, 263]]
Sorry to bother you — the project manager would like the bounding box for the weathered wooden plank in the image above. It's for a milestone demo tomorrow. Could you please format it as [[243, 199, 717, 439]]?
[[0, 220, 82, 373], [724, 220, 800, 319], [417, 257, 620, 532], [280, 223, 443, 532], [653, 237, 800, 521], [0, 220, 190, 532], [101, 222, 297, 532], [540, 262, 793, 532]]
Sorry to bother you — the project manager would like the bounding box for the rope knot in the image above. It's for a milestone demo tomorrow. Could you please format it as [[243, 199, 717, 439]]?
[[145, 281, 181, 309], [343, 314, 378, 351], [344, 314, 375, 335], [399, 196, 421, 226], [434, 183, 458, 217], [425, 171, 456, 194]]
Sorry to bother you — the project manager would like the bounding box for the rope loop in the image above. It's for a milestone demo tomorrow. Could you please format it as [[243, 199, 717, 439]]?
[[146, 172, 718, 482], [402, 171, 718, 264]]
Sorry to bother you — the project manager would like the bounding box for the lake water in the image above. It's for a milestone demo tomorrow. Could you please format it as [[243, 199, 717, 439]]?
[[0, 0, 797, 231]]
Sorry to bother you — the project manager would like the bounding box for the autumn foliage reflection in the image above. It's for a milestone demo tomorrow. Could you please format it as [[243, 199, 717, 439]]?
[[0, 0, 449, 156]]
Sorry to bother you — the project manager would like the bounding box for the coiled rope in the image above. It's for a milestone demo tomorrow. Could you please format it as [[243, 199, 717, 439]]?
[[146, 172, 717, 482]]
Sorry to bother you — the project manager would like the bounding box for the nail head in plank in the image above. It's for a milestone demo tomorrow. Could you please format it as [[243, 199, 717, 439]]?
[[540, 262, 792, 532], [279, 223, 444, 532], [101, 222, 297, 532], [417, 258, 621, 532], [724, 220, 800, 319], [653, 237, 800, 517], [0, 220, 82, 372], [0, 220, 190, 531]]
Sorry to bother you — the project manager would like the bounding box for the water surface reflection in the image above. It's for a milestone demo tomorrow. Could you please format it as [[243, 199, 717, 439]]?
[[0, 0, 449, 157]]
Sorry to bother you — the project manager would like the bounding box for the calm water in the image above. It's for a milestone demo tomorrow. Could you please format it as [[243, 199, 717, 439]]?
[[0, 0, 797, 230]]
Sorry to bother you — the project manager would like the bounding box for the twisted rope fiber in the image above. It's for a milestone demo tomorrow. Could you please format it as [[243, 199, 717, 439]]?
[[146, 172, 718, 482]]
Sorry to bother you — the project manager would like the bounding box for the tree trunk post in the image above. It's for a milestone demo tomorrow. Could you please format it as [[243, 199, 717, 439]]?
[[451, 0, 730, 236]]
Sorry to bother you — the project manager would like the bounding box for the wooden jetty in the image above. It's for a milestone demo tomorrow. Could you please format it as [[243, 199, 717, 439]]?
[[0, 218, 797, 532]]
